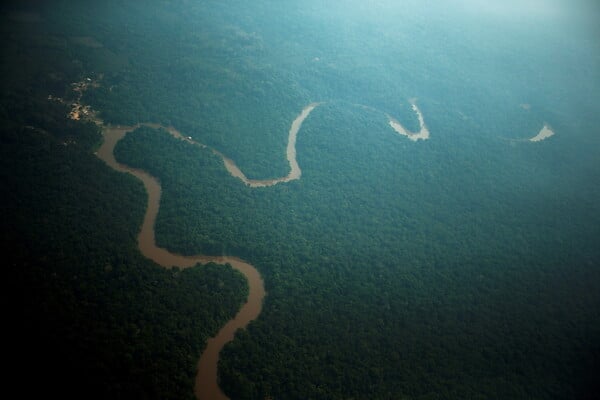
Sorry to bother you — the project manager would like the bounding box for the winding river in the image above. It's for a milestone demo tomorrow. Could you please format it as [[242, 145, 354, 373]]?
[[94, 103, 323, 399], [93, 101, 427, 399], [97, 124, 265, 400]]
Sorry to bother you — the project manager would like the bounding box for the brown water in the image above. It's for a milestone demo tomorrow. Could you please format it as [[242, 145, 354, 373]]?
[[115, 102, 319, 189], [93, 102, 420, 399], [96, 124, 265, 400], [95, 103, 318, 398], [213, 103, 319, 187], [529, 124, 555, 142], [387, 99, 430, 141]]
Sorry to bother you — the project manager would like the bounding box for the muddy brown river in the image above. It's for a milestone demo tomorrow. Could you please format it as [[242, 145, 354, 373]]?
[[93, 101, 426, 399], [94, 103, 319, 399], [97, 124, 266, 400]]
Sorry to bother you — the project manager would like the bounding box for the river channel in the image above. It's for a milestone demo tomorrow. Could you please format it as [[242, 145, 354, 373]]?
[[96, 124, 266, 400], [94, 101, 426, 399], [95, 102, 323, 399]]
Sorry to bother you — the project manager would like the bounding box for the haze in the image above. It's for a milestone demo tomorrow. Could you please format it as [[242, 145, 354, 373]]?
[[2, 1, 598, 399]]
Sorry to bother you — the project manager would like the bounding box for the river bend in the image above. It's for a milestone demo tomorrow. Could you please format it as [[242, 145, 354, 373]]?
[[94, 101, 426, 399], [97, 125, 265, 400]]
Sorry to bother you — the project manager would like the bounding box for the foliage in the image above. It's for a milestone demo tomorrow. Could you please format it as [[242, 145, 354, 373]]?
[[2, 1, 600, 399], [1, 9, 248, 398]]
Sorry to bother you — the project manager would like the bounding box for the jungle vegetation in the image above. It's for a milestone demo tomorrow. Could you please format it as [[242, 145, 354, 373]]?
[[2, 1, 599, 399]]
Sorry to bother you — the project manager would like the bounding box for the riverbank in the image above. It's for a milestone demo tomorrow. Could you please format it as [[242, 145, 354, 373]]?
[[91, 99, 425, 399], [97, 124, 266, 400]]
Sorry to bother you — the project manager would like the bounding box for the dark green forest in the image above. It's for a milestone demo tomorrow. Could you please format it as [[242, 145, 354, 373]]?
[[2, 1, 599, 399]]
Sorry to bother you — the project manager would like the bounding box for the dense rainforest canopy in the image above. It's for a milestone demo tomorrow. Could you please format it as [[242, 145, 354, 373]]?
[[2, 1, 599, 399]]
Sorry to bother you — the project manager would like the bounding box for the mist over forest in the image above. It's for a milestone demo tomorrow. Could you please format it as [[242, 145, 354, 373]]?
[[2, 1, 599, 399]]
